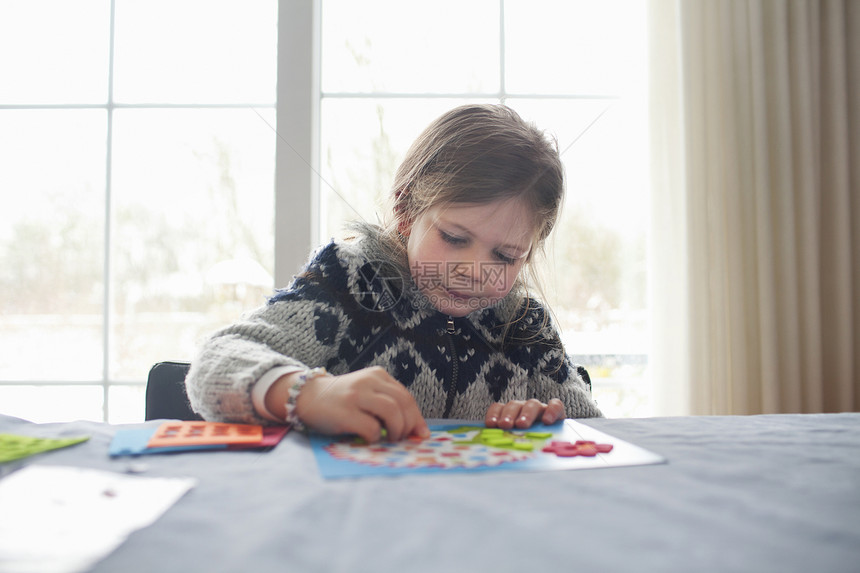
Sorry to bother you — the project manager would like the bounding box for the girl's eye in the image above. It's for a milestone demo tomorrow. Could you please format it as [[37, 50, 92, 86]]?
[[439, 230, 467, 245], [494, 251, 517, 265]]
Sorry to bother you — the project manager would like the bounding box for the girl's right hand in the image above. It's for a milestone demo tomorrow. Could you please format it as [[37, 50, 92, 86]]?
[[294, 366, 430, 443]]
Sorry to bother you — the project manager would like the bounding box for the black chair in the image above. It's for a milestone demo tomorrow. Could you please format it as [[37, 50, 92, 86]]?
[[145, 361, 203, 421]]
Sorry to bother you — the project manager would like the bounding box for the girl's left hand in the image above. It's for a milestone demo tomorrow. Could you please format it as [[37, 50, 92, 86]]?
[[484, 398, 565, 430]]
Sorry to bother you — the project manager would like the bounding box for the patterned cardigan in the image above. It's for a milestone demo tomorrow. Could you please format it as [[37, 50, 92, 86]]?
[[185, 226, 602, 424]]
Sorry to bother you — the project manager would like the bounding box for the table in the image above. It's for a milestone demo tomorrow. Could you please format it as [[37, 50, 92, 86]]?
[[1, 413, 859, 573]]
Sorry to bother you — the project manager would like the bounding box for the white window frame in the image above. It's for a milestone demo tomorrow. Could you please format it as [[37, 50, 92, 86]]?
[[304, 0, 649, 417], [0, 0, 281, 422], [279, 0, 623, 265], [1, 0, 648, 422], [275, 0, 321, 285]]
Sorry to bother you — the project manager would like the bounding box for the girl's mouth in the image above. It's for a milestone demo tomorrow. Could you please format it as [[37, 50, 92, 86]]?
[[445, 287, 474, 300]]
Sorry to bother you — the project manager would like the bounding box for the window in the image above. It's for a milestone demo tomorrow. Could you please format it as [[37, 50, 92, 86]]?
[[1, 0, 649, 422], [318, 0, 651, 417], [0, 0, 277, 423]]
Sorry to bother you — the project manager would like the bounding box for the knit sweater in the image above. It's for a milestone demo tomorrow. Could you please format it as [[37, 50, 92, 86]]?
[[185, 225, 602, 424]]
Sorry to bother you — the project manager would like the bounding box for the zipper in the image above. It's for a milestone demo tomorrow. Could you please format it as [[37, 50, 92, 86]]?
[[442, 316, 458, 417]]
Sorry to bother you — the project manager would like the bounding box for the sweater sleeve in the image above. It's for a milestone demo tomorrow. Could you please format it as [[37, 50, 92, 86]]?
[[185, 243, 349, 424], [553, 354, 604, 418], [514, 301, 604, 419]]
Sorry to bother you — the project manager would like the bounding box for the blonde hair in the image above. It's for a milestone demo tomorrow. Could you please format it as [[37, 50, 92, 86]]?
[[384, 104, 565, 340], [387, 104, 564, 250]]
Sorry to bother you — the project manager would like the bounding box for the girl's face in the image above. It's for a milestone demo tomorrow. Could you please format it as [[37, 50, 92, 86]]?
[[405, 198, 535, 317]]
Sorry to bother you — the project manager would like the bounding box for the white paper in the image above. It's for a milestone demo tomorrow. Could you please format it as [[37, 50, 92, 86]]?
[[565, 419, 667, 467], [0, 465, 196, 573]]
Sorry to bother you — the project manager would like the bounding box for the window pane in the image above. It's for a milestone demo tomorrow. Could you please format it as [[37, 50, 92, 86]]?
[[107, 384, 145, 424], [319, 98, 492, 240], [0, 0, 110, 104], [505, 0, 646, 95], [0, 385, 104, 423], [321, 0, 499, 94], [0, 110, 106, 381], [113, 0, 277, 104], [110, 108, 276, 380], [510, 99, 650, 417]]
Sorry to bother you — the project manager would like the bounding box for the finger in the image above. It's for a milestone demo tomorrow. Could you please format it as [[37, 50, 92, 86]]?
[[333, 367, 405, 440], [497, 401, 526, 429], [514, 399, 547, 429], [386, 392, 429, 441], [357, 391, 407, 442], [541, 399, 566, 424], [401, 400, 430, 439], [348, 412, 386, 443], [485, 403, 505, 427], [366, 368, 430, 439], [364, 365, 405, 390]]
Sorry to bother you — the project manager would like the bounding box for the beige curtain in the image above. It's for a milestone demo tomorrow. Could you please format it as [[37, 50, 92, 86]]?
[[650, 0, 860, 415]]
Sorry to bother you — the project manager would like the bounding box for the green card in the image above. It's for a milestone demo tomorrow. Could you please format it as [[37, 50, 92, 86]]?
[[0, 434, 90, 463]]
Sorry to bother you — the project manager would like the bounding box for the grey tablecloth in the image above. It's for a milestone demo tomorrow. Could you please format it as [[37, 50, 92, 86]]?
[[1, 413, 858, 573]]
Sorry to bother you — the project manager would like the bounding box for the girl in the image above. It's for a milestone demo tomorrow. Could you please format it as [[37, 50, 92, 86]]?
[[186, 104, 602, 443]]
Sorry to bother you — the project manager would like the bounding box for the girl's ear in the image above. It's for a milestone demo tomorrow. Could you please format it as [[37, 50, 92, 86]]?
[[393, 185, 412, 239], [397, 218, 411, 238]]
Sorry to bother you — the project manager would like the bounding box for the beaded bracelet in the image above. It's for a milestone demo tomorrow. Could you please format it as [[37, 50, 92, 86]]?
[[284, 367, 328, 431]]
